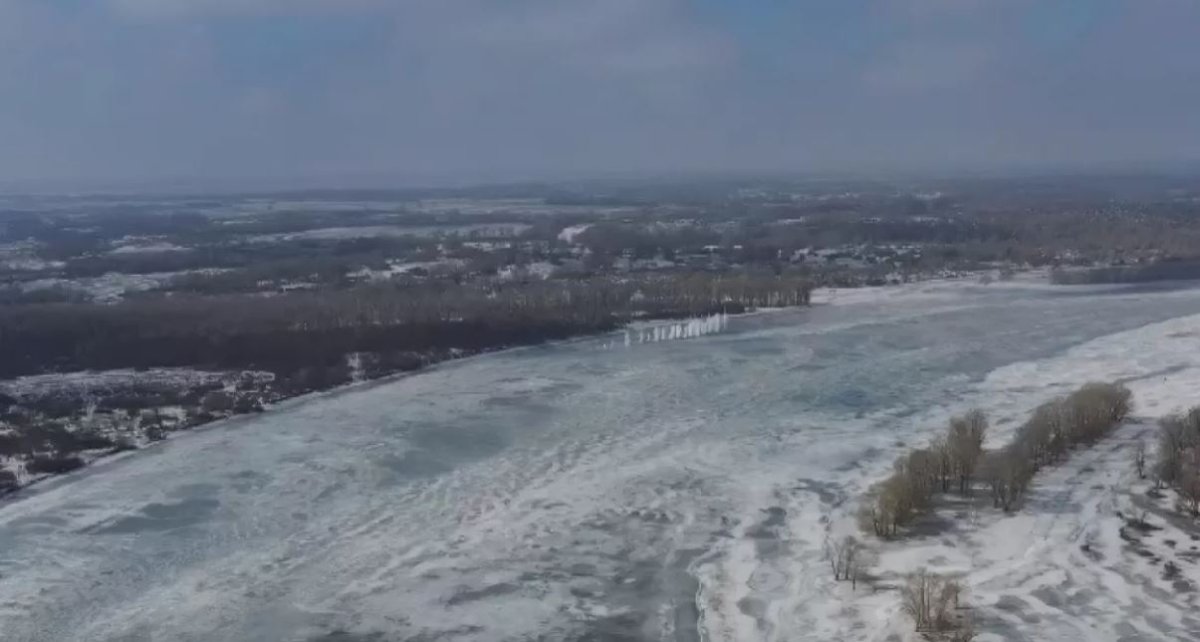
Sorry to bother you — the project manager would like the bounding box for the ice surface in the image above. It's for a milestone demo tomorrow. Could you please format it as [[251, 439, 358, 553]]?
[[4, 280, 1200, 640]]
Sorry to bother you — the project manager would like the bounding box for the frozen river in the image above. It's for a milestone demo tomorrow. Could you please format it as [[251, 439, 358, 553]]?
[[5, 279, 1200, 642]]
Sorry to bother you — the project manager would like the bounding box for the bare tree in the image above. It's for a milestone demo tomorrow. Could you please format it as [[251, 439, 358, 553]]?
[[825, 536, 850, 580], [982, 447, 1031, 512], [900, 569, 936, 632], [947, 615, 979, 642], [1037, 399, 1071, 463], [1155, 406, 1200, 516], [900, 570, 964, 633], [900, 570, 970, 637], [857, 493, 888, 538], [1016, 408, 1055, 470], [947, 410, 987, 494], [881, 473, 914, 534], [825, 535, 870, 588], [1178, 464, 1200, 516], [905, 448, 939, 510], [1158, 415, 1190, 488], [847, 541, 875, 590], [1134, 441, 1147, 479], [931, 436, 954, 492], [1063, 382, 1132, 445]]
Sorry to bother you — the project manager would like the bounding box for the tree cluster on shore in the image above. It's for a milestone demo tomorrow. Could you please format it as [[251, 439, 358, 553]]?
[[848, 383, 1131, 641], [1154, 407, 1200, 516], [858, 410, 988, 538], [859, 382, 1132, 538], [986, 383, 1132, 510]]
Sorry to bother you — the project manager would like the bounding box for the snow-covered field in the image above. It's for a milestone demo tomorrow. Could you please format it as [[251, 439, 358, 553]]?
[[0, 368, 258, 399], [245, 223, 531, 243], [19, 269, 230, 302], [3, 279, 1200, 641]]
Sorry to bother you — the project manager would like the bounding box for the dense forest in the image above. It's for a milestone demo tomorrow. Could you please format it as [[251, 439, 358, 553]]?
[[0, 273, 812, 380], [1050, 260, 1200, 285]]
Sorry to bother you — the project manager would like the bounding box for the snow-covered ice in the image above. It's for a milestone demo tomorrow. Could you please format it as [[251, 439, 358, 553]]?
[[4, 280, 1200, 640]]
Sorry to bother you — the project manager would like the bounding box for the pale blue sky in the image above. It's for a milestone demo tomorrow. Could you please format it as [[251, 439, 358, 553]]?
[[0, 1, 1197, 184]]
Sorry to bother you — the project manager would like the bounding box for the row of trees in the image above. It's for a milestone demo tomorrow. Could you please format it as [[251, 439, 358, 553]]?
[[859, 411, 988, 537], [849, 384, 1131, 640], [986, 383, 1132, 510], [859, 383, 1132, 538]]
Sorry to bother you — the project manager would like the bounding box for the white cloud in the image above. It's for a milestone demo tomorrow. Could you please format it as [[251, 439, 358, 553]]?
[[106, 0, 391, 19], [419, 0, 734, 77], [862, 41, 994, 92]]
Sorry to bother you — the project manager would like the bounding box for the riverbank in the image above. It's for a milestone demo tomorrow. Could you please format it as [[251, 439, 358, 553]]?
[[0, 304, 784, 497]]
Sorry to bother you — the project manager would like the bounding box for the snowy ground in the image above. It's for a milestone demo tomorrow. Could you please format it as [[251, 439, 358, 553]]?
[[839, 419, 1200, 642], [0, 368, 261, 399], [19, 269, 229, 302], [3, 279, 1200, 641], [108, 238, 188, 254], [748, 281, 1200, 641], [244, 223, 531, 243]]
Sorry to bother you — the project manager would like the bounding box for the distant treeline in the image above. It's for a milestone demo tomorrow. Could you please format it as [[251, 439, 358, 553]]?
[[1049, 260, 1200, 285], [0, 273, 812, 379]]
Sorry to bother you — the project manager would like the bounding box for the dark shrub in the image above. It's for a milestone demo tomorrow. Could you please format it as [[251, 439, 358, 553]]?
[[233, 396, 265, 413], [27, 456, 86, 475], [98, 392, 169, 412], [145, 423, 168, 442], [275, 365, 352, 396], [24, 394, 84, 419], [0, 432, 23, 457], [23, 424, 80, 454], [110, 438, 138, 453], [201, 391, 235, 413], [73, 431, 115, 450]]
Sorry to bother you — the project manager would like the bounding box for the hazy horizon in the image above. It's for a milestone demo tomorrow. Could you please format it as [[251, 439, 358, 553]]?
[[2, 1, 1198, 185]]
